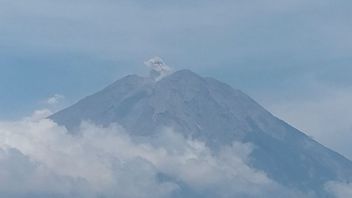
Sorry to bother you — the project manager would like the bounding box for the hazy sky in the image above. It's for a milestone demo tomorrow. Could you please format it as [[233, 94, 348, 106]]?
[[1, 0, 352, 159]]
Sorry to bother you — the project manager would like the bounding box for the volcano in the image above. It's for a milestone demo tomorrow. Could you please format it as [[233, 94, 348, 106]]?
[[50, 68, 352, 197]]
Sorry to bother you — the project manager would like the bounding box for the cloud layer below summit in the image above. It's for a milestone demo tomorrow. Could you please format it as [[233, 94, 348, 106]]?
[[0, 110, 325, 198]]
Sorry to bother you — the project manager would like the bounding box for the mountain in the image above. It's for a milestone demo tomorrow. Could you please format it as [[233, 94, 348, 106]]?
[[50, 69, 352, 197]]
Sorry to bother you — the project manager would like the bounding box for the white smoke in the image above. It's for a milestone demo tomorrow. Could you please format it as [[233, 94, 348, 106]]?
[[0, 110, 311, 198], [144, 57, 173, 81]]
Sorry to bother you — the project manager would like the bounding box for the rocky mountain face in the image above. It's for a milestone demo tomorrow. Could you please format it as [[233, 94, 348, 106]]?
[[50, 69, 352, 197]]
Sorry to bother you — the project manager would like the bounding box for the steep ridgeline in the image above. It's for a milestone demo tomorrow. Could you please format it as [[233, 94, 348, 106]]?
[[50, 69, 352, 197]]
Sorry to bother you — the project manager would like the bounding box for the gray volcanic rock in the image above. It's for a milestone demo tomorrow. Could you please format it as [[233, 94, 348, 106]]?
[[50, 69, 352, 197]]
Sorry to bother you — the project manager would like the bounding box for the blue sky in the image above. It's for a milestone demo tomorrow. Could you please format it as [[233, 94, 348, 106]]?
[[1, 0, 352, 159]]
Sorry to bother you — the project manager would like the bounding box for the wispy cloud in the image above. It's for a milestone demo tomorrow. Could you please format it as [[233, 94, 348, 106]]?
[[46, 94, 65, 105], [325, 181, 352, 198], [267, 82, 352, 160]]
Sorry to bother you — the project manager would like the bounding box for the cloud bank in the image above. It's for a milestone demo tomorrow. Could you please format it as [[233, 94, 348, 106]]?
[[0, 110, 312, 198]]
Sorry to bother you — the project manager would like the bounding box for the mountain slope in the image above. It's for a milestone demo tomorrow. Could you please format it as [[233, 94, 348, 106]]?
[[50, 69, 352, 197]]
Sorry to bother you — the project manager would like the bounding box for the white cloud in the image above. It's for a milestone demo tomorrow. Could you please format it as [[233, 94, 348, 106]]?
[[0, 110, 306, 198], [26, 109, 53, 121]]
